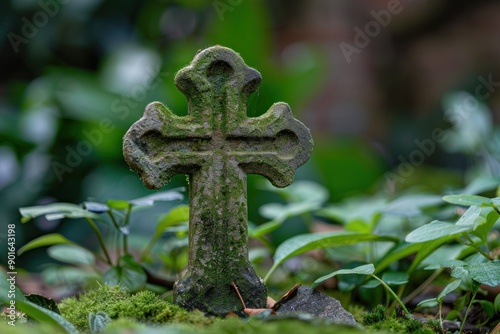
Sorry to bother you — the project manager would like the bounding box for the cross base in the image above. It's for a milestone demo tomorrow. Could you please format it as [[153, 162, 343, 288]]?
[[174, 266, 267, 317]]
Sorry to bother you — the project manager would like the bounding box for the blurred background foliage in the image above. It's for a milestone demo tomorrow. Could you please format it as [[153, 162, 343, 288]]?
[[1, 0, 500, 274]]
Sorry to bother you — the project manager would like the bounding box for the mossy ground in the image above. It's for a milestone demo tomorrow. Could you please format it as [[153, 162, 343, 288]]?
[[57, 284, 213, 332], [1, 286, 446, 334]]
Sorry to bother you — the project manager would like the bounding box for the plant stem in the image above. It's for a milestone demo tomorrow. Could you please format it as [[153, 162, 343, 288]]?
[[459, 288, 478, 334], [140, 236, 159, 261], [403, 269, 442, 304], [123, 205, 132, 255], [370, 274, 411, 317], [107, 211, 121, 259], [462, 233, 493, 261], [85, 218, 113, 266]]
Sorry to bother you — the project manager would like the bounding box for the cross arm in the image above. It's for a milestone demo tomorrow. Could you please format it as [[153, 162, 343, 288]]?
[[231, 102, 313, 187]]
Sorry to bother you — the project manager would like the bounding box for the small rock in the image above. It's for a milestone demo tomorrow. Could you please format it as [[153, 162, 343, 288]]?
[[275, 286, 360, 327]]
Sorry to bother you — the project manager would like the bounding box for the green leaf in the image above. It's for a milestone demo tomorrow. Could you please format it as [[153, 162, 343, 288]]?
[[20, 203, 99, 223], [155, 205, 189, 238], [265, 232, 397, 282], [462, 176, 499, 195], [474, 300, 494, 319], [409, 238, 463, 273], [106, 200, 130, 210], [424, 260, 467, 270], [249, 220, 282, 238], [83, 202, 110, 213], [317, 197, 385, 230], [468, 261, 500, 286], [455, 206, 482, 226], [260, 180, 328, 204], [494, 293, 500, 313], [16, 299, 80, 333], [383, 194, 443, 217], [47, 244, 95, 266], [437, 280, 461, 301], [361, 279, 380, 289], [89, 311, 111, 333], [259, 201, 320, 222], [442, 194, 493, 207], [405, 220, 471, 243], [312, 264, 375, 287], [381, 271, 408, 285], [129, 188, 184, 206], [471, 207, 499, 244], [375, 242, 423, 274], [417, 298, 438, 308], [18, 233, 75, 255], [25, 294, 60, 315], [103, 255, 147, 292]]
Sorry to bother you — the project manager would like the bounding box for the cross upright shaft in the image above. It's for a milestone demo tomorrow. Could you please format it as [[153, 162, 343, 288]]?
[[123, 46, 313, 316]]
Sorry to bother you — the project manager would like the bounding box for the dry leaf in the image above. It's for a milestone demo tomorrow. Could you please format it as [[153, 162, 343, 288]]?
[[266, 296, 276, 309]]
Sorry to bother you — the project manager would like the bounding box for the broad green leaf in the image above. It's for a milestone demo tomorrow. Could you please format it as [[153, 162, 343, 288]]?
[[317, 197, 385, 229], [20, 203, 99, 223], [129, 188, 184, 206], [106, 199, 130, 210], [155, 205, 189, 237], [462, 176, 499, 195], [42, 266, 100, 286], [417, 298, 438, 308], [249, 220, 282, 238], [18, 233, 75, 255], [375, 242, 423, 275], [89, 311, 111, 333], [442, 194, 493, 207], [411, 241, 466, 273], [437, 280, 461, 301], [494, 293, 500, 313], [259, 201, 320, 222], [312, 264, 375, 287], [471, 207, 499, 244], [451, 266, 469, 280], [83, 201, 110, 213], [362, 272, 408, 288], [260, 180, 328, 204], [455, 206, 482, 226], [383, 194, 443, 217], [16, 299, 80, 333], [474, 300, 494, 318], [425, 260, 467, 271], [361, 279, 380, 289], [468, 261, 500, 286], [265, 232, 397, 282], [103, 255, 147, 292], [47, 244, 95, 266], [405, 220, 471, 243], [381, 271, 408, 285]]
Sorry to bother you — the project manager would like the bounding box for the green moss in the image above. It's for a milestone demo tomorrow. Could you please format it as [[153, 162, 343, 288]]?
[[362, 304, 386, 326], [58, 284, 213, 332]]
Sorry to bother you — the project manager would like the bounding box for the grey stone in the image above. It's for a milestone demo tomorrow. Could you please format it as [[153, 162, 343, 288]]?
[[276, 286, 360, 327], [123, 45, 313, 317]]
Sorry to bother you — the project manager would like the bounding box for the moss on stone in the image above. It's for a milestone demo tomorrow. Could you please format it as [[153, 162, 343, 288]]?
[[58, 284, 213, 332]]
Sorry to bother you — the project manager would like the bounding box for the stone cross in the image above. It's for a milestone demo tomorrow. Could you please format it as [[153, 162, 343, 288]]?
[[123, 46, 313, 316]]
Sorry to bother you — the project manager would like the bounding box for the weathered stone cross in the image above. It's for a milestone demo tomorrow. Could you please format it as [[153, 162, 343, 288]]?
[[123, 46, 313, 316]]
